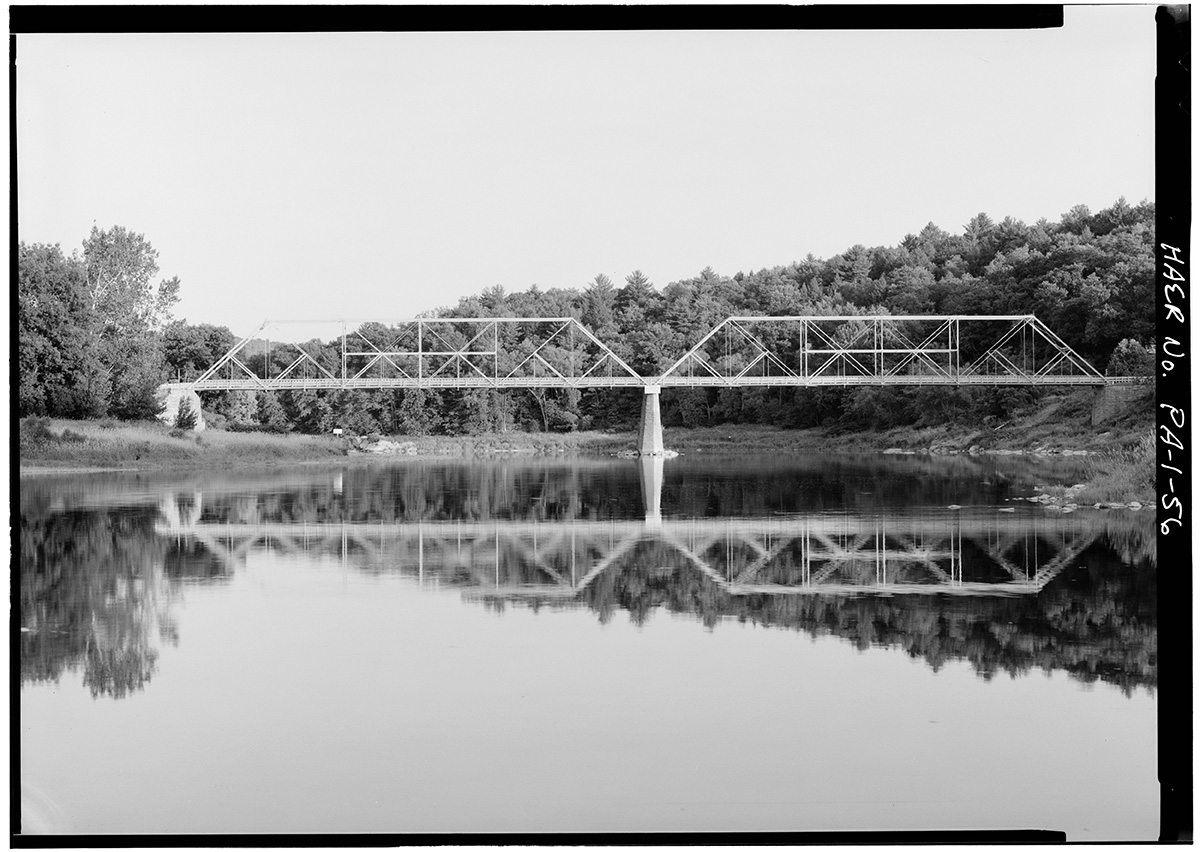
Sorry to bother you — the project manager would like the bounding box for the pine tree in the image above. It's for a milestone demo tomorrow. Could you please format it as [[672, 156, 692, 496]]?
[[174, 396, 198, 430]]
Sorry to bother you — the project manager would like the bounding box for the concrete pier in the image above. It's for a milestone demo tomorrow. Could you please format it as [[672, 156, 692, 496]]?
[[637, 385, 665, 455], [155, 383, 206, 431]]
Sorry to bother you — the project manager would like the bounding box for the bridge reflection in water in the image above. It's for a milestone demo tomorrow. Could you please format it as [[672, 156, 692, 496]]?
[[22, 458, 1154, 702], [156, 458, 1097, 602]]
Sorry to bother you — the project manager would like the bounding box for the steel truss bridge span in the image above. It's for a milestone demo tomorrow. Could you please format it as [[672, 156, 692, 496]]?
[[189, 314, 1111, 392]]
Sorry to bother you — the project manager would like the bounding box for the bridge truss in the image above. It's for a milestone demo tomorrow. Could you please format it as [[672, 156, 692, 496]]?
[[192, 317, 644, 391], [188, 314, 1111, 393], [660, 314, 1106, 387]]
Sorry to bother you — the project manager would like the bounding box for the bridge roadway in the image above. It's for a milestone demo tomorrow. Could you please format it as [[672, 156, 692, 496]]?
[[157, 508, 1097, 599]]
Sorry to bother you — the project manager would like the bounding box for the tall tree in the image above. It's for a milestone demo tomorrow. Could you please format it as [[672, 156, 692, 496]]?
[[583, 274, 617, 334], [83, 225, 180, 334], [18, 243, 108, 417], [256, 392, 292, 432], [397, 388, 440, 435], [81, 226, 182, 418], [163, 321, 236, 382]]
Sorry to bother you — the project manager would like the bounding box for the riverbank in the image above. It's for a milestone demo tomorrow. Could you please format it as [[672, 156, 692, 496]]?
[[23, 416, 1144, 472], [19, 389, 1154, 504], [18, 417, 635, 473], [19, 418, 347, 472]]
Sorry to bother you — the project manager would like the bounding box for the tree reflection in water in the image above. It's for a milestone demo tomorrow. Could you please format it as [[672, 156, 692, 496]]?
[[20, 507, 194, 699], [516, 535, 1155, 696], [19, 459, 1155, 699]]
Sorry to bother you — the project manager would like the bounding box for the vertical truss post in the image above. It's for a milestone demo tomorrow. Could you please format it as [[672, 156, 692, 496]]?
[[341, 322, 347, 387], [1029, 316, 1035, 372], [802, 319, 808, 381], [494, 321, 498, 383], [418, 320, 424, 386], [953, 319, 960, 380], [875, 317, 881, 378]]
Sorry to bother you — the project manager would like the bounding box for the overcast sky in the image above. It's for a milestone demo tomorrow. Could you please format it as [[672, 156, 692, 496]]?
[[17, 7, 1157, 340]]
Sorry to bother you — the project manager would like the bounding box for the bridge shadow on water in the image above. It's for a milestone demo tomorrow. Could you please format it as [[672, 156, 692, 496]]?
[[19, 455, 1156, 700]]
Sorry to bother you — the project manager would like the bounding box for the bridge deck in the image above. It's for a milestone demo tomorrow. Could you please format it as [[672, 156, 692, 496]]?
[[185, 374, 1109, 390]]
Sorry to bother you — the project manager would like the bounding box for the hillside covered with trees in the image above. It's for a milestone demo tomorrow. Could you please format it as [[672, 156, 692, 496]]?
[[19, 199, 1155, 435]]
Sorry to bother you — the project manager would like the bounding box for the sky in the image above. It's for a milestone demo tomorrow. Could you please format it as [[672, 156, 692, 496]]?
[[17, 7, 1157, 341]]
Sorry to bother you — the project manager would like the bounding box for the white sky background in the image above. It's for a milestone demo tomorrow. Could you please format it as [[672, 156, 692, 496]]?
[[17, 7, 1157, 341]]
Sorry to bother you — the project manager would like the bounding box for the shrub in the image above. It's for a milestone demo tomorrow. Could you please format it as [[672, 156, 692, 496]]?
[[201, 408, 228, 431], [174, 397, 199, 430], [1076, 433, 1155, 503], [20, 417, 55, 446], [1107, 338, 1154, 378], [256, 392, 292, 433]]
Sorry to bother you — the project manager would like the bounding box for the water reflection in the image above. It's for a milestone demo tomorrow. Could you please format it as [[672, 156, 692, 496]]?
[[20, 505, 181, 699], [19, 455, 1155, 700]]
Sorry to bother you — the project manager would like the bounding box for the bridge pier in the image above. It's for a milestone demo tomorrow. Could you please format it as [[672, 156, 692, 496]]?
[[637, 385, 665, 455], [155, 383, 206, 431]]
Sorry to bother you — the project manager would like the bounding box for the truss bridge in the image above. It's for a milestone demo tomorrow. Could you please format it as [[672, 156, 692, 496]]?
[[192, 314, 1108, 392], [181, 313, 1131, 454]]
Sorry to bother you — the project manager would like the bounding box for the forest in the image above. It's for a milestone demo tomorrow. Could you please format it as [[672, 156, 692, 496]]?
[[18, 198, 1156, 435]]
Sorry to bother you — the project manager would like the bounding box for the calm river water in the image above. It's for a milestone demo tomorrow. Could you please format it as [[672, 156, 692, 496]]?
[[19, 453, 1158, 837]]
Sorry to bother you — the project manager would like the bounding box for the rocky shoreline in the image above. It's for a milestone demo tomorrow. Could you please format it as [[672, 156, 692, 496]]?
[[884, 445, 1092, 457], [1005, 483, 1146, 513]]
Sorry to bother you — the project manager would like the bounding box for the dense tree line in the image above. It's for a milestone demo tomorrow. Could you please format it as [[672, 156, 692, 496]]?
[[19, 199, 1155, 433]]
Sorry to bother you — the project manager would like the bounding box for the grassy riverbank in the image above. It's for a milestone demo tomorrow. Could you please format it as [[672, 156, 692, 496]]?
[[18, 418, 347, 472], [17, 417, 634, 472]]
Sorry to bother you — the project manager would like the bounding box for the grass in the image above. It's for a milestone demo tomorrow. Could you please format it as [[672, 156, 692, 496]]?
[[19, 417, 346, 471], [1046, 434, 1156, 505]]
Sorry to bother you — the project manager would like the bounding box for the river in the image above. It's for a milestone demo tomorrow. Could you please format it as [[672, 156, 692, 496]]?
[[18, 453, 1158, 837]]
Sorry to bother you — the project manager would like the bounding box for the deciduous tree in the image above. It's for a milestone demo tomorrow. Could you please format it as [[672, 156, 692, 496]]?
[[18, 243, 108, 417]]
